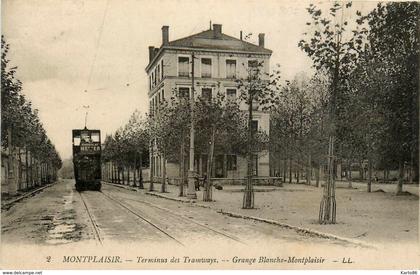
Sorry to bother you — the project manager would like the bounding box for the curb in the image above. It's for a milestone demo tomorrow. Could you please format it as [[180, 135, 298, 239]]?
[[1, 183, 54, 210], [145, 191, 212, 209], [106, 181, 376, 248], [216, 209, 375, 249], [103, 181, 142, 192]]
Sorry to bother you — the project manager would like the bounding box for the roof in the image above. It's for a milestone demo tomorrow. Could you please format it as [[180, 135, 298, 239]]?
[[167, 29, 272, 54], [146, 28, 272, 71]]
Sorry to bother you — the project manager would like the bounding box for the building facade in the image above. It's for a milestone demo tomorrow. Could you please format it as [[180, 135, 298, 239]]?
[[145, 24, 272, 184]]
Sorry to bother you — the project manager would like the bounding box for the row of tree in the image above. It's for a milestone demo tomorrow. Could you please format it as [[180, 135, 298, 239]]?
[[293, 1, 418, 223], [1, 36, 62, 191], [296, 1, 418, 188], [102, 2, 418, 216], [102, 110, 149, 188], [102, 89, 269, 202]]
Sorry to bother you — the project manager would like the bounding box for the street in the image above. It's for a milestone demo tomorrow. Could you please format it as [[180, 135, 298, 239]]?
[[2, 179, 352, 247]]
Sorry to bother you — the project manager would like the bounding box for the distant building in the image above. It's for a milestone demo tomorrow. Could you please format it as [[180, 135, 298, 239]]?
[[145, 24, 272, 183]]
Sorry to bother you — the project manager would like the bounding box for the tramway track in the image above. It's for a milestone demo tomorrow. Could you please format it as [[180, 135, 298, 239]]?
[[102, 190, 246, 245]]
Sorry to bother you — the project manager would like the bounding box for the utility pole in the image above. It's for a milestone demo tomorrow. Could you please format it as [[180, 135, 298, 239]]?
[[187, 52, 197, 199], [243, 69, 255, 209]]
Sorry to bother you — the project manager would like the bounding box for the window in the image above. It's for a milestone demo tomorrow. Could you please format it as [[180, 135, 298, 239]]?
[[201, 58, 212, 78], [248, 60, 259, 68], [149, 75, 152, 90], [227, 155, 237, 171], [178, 56, 190, 77], [73, 137, 81, 146], [154, 97, 157, 114], [201, 88, 212, 101], [215, 155, 225, 178], [251, 120, 258, 133], [248, 60, 259, 78], [157, 65, 160, 82], [91, 132, 100, 142], [161, 60, 164, 79], [161, 89, 165, 102], [226, 88, 237, 101], [226, 59, 236, 78], [178, 87, 190, 99]]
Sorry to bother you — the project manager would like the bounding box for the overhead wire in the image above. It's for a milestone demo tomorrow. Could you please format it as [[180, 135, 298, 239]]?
[[85, 0, 110, 93]]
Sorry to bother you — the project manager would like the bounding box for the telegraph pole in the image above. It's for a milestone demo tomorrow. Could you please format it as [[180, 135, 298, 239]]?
[[187, 52, 197, 199]]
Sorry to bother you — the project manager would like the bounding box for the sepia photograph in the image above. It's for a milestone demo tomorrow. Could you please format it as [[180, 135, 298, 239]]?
[[1, 0, 419, 272]]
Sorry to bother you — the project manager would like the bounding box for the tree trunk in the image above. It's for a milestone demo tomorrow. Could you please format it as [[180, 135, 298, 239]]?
[[315, 162, 320, 187], [17, 148, 22, 190], [179, 138, 185, 197], [133, 163, 137, 187], [409, 150, 414, 183], [25, 148, 29, 189], [367, 158, 372, 193], [149, 141, 155, 191], [117, 166, 121, 184], [243, 91, 254, 209], [282, 158, 287, 183], [161, 155, 167, 193], [289, 157, 292, 183], [359, 160, 364, 181], [348, 159, 353, 188], [29, 153, 33, 188], [138, 153, 144, 189], [397, 159, 404, 194], [203, 127, 215, 202], [306, 155, 311, 185]]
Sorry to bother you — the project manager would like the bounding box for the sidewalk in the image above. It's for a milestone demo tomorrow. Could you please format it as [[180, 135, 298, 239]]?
[[144, 180, 418, 245], [1, 183, 54, 210]]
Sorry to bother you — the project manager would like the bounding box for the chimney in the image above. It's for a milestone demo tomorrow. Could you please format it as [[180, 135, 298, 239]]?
[[213, 24, 222, 38], [240, 31, 243, 40], [148, 46, 155, 62], [162, 25, 169, 45], [258, 33, 265, 47]]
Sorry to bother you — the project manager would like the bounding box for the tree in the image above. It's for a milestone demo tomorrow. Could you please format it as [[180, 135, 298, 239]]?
[[236, 59, 273, 209], [194, 91, 249, 201], [102, 111, 149, 188], [354, 2, 419, 193], [299, 2, 362, 224], [147, 90, 191, 196]]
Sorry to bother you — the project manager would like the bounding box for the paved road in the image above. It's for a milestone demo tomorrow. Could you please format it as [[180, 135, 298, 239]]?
[[1, 179, 351, 247]]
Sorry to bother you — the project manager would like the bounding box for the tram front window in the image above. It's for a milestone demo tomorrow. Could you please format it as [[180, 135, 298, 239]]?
[[73, 136, 81, 146], [91, 132, 100, 142]]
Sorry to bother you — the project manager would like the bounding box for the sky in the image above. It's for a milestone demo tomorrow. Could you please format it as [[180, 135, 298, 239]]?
[[2, 0, 379, 160]]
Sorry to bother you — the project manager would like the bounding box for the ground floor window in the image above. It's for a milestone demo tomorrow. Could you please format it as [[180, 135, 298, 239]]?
[[227, 154, 237, 171], [215, 155, 224, 178]]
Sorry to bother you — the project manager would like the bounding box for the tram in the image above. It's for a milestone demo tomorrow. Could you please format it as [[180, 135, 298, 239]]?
[[72, 127, 102, 191]]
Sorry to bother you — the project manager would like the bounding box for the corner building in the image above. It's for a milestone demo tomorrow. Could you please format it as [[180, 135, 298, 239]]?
[[146, 24, 272, 184]]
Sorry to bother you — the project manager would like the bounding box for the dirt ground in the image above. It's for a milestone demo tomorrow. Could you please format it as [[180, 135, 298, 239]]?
[[148, 180, 419, 246]]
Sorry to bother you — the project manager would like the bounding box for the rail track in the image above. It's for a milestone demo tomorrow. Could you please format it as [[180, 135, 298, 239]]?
[[101, 189, 246, 245], [99, 191, 184, 246], [78, 191, 103, 245]]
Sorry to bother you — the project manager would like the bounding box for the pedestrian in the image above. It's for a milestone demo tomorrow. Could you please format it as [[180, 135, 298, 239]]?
[[194, 172, 200, 191], [202, 173, 207, 188]]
